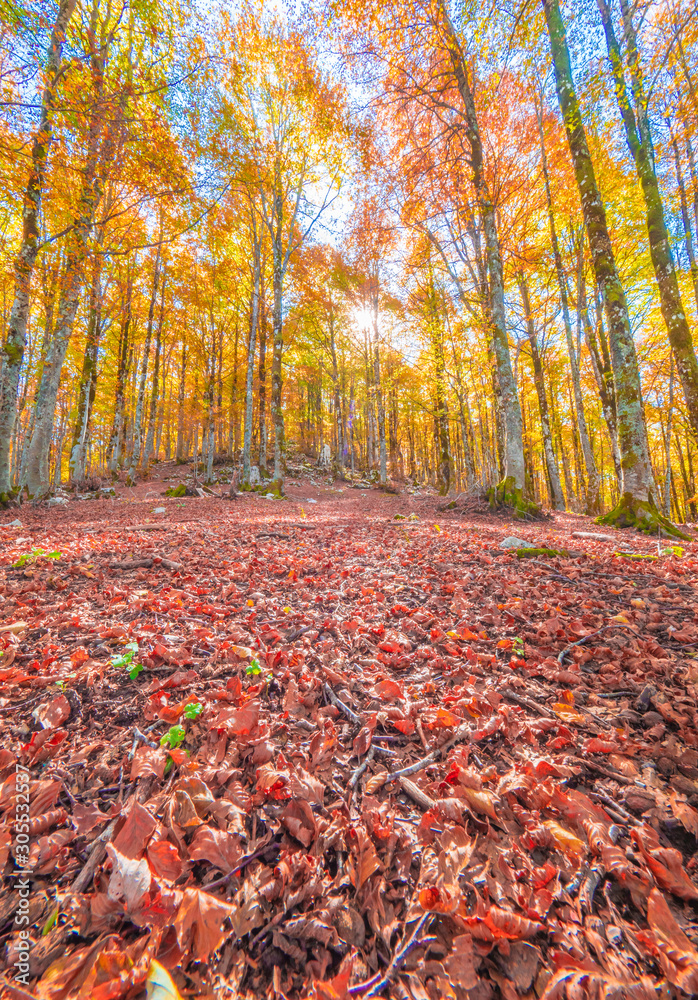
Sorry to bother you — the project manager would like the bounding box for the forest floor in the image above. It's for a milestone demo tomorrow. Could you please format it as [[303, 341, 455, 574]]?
[[1, 462, 698, 999]]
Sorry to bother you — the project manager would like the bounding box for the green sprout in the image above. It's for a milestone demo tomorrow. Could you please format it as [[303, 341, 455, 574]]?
[[512, 636, 525, 657], [160, 725, 186, 749], [183, 702, 203, 720], [13, 548, 60, 568], [111, 642, 143, 680], [246, 657, 262, 676]]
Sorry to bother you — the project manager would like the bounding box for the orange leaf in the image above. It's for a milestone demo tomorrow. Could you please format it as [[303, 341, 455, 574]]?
[[173, 887, 235, 963]]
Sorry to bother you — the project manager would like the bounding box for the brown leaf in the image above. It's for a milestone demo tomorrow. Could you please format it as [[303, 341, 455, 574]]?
[[443, 933, 478, 989], [147, 839, 184, 883], [34, 694, 71, 729], [640, 887, 698, 993], [189, 824, 242, 872], [130, 745, 167, 780], [670, 792, 698, 838], [173, 887, 235, 963], [347, 825, 380, 889], [281, 799, 318, 847], [111, 800, 157, 859]]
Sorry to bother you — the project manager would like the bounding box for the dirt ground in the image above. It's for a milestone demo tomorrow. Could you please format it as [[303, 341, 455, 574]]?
[[1, 465, 698, 999]]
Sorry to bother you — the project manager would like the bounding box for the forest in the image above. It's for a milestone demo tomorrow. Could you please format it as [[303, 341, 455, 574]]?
[[1, 0, 698, 998]]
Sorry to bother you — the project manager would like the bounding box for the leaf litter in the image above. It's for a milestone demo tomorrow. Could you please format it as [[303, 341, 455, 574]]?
[[0, 478, 698, 998]]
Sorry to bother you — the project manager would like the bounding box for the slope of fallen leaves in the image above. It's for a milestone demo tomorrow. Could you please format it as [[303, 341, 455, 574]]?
[[1, 469, 698, 999]]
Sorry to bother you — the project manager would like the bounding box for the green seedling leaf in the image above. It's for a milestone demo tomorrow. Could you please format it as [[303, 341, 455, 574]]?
[[160, 725, 186, 749], [184, 702, 202, 719], [246, 657, 262, 676], [46, 551, 61, 560], [129, 663, 144, 680], [41, 907, 58, 937], [512, 636, 525, 656]]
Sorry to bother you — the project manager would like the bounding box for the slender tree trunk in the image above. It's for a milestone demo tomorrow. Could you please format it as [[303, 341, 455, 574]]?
[[128, 251, 161, 483], [597, 0, 698, 444], [143, 267, 166, 470], [108, 273, 132, 474], [542, 0, 672, 532], [519, 274, 565, 509], [371, 289, 387, 485], [426, 278, 451, 494], [242, 236, 261, 485], [669, 132, 698, 314], [536, 102, 600, 511], [69, 259, 102, 483], [0, 0, 77, 497], [258, 293, 268, 475], [441, 6, 528, 507], [175, 342, 187, 463]]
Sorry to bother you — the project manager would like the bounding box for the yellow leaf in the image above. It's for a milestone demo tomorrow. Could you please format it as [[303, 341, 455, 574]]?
[[247, 599, 254, 607], [146, 960, 183, 1000], [283, 606, 291, 613], [552, 703, 586, 725], [609, 613, 630, 624], [459, 785, 498, 821], [365, 773, 388, 794], [434, 524, 441, 532], [542, 820, 585, 858], [300, 507, 306, 518], [630, 598, 645, 608]]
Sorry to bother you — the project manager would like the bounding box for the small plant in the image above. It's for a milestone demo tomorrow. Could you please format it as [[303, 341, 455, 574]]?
[[13, 547, 61, 568], [111, 642, 143, 680], [183, 702, 203, 720], [512, 636, 525, 657], [160, 724, 186, 749], [246, 657, 262, 676]]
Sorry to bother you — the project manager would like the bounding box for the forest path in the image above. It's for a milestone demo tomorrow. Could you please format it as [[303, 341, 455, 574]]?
[[1, 470, 698, 997]]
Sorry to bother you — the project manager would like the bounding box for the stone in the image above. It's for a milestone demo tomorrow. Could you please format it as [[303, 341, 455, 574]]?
[[152, 507, 166, 514], [2, 519, 22, 527], [499, 536, 529, 550], [641, 711, 664, 728], [47, 497, 68, 507]]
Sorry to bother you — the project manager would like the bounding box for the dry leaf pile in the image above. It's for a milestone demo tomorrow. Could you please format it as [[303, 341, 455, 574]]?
[[0, 481, 698, 999]]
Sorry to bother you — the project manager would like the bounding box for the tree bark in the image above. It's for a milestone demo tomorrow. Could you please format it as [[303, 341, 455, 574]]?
[[597, 0, 698, 444], [69, 259, 102, 483], [0, 0, 77, 498], [242, 232, 261, 485], [542, 0, 677, 533], [440, 5, 529, 509], [518, 274, 565, 510], [127, 250, 161, 483]]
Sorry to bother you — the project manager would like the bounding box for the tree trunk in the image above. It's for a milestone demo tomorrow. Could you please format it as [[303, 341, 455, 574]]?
[[108, 273, 132, 474], [536, 102, 600, 512], [669, 132, 698, 314], [441, 6, 529, 511], [371, 290, 387, 485], [143, 267, 166, 470], [542, 0, 679, 534], [242, 237, 261, 486], [127, 251, 161, 483], [175, 342, 187, 463], [518, 274, 565, 509], [597, 0, 698, 445], [69, 259, 102, 484], [0, 0, 77, 498]]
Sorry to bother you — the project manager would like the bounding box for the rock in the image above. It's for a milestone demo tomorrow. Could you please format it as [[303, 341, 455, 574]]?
[[499, 536, 529, 550], [47, 497, 68, 507], [330, 904, 365, 949], [641, 711, 664, 728], [634, 684, 656, 713], [318, 443, 332, 467], [624, 790, 656, 814], [152, 507, 166, 514], [656, 756, 676, 777], [615, 709, 642, 726], [2, 519, 22, 527]]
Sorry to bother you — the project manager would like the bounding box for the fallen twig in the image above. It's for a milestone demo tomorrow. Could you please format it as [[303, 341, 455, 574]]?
[[557, 622, 636, 665], [501, 688, 554, 718], [70, 817, 118, 895], [349, 913, 432, 997]]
